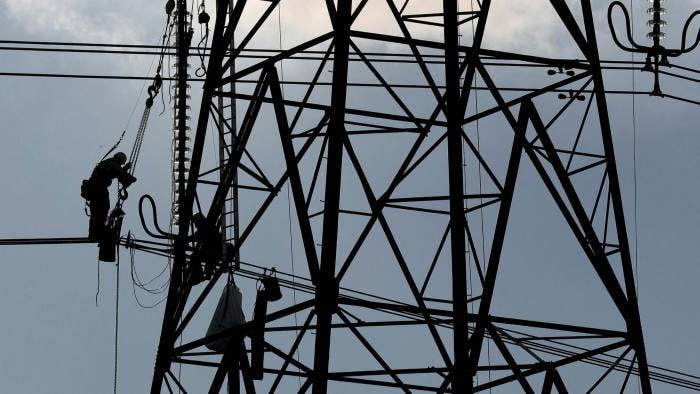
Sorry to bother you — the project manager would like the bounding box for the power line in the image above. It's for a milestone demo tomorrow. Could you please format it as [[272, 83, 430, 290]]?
[[6, 230, 691, 390], [0, 71, 663, 93], [3, 3, 698, 388], [230, 260, 700, 391], [0, 39, 668, 65], [2, 232, 699, 390], [0, 237, 94, 245]]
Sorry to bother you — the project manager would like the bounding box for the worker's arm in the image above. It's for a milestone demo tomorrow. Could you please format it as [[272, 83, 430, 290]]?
[[116, 168, 137, 187]]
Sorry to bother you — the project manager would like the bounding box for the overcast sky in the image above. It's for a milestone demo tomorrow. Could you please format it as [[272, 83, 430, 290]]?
[[0, 0, 699, 393]]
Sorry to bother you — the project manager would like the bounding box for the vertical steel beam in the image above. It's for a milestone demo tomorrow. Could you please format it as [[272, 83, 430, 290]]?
[[151, 1, 244, 392], [312, 1, 351, 393], [227, 361, 240, 394], [443, 0, 472, 391], [579, 2, 652, 392]]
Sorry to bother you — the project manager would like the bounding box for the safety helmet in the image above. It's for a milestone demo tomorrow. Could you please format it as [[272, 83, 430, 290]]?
[[114, 152, 127, 164], [192, 213, 205, 223]]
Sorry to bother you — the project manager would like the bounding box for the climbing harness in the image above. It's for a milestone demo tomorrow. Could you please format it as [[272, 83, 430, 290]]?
[[81, 128, 127, 216]]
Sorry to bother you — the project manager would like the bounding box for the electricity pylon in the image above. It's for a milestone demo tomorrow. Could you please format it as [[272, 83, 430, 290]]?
[[148, 1, 653, 392]]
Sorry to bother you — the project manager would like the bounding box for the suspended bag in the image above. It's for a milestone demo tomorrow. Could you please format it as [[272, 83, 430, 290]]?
[[206, 283, 246, 353]]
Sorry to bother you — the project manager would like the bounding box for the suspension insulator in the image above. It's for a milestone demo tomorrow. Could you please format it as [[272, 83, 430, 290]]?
[[646, 0, 667, 42]]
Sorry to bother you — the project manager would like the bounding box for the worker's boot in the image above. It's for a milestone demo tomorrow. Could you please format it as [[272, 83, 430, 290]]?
[[88, 219, 104, 242]]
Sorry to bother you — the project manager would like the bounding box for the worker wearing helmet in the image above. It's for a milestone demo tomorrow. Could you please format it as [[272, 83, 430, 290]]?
[[84, 152, 137, 241]]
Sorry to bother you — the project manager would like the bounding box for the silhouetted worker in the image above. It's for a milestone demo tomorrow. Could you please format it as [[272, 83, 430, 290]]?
[[84, 152, 136, 241], [190, 213, 233, 283]]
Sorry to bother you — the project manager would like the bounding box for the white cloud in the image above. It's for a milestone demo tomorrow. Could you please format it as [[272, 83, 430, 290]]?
[[484, 0, 579, 56], [3, 0, 582, 56], [271, 0, 578, 56], [2, 0, 172, 74], [4, 0, 151, 43]]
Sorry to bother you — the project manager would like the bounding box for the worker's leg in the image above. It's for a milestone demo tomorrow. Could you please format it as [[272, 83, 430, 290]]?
[[203, 248, 223, 279], [88, 189, 109, 241], [204, 256, 215, 279]]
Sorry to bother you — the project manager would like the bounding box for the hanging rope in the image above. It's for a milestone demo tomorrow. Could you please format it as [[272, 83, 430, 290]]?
[[121, 0, 173, 180], [96, 258, 101, 306], [128, 107, 151, 174], [100, 5, 173, 393], [127, 69, 162, 177], [276, 3, 303, 388], [459, 0, 474, 381], [111, 1, 180, 313], [100, 130, 127, 162], [97, 4, 174, 166], [113, 248, 121, 394], [467, 0, 491, 388], [112, 46, 166, 212]]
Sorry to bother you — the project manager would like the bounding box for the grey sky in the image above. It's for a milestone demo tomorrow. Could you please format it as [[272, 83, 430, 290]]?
[[0, 0, 699, 393]]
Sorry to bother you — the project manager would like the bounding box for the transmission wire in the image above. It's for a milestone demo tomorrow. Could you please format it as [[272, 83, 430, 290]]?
[[277, 2, 303, 388], [459, 0, 478, 387], [468, 0, 492, 388], [629, 1, 642, 392], [4, 3, 694, 390], [629, 0, 641, 308]]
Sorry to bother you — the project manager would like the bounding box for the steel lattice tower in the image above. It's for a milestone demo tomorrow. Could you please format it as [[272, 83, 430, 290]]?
[[148, 0, 654, 392]]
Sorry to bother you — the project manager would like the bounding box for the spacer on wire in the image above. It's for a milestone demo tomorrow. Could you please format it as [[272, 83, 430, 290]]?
[[198, 8, 210, 24]]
